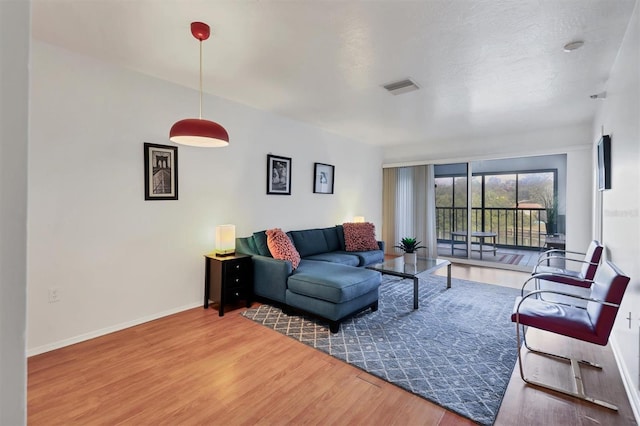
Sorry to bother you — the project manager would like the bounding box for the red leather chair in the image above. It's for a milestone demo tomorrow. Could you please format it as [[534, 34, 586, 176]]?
[[511, 260, 630, 410], [533, 240, 603, 289]]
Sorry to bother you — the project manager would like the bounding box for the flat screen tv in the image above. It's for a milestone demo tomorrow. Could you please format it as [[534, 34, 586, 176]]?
[[597, 135, 611, 191]]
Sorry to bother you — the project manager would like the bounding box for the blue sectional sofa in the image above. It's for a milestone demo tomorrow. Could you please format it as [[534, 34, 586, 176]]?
[[236, 226, 384, 332]]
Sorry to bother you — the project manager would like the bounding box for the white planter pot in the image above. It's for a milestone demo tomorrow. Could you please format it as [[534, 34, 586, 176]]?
[[403, 252, 417, 264]]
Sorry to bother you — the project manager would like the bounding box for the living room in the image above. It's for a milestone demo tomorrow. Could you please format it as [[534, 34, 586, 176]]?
[[2, 1, 639, 424]]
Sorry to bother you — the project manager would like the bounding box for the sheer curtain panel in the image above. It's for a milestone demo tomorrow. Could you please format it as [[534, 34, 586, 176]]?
[[382, 165, 437, 258]]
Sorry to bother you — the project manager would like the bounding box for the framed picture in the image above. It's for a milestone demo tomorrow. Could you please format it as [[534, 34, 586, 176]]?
[[313, 162, 335, 194], [144, 143, 178, 200], [267, 154, 292, 195]]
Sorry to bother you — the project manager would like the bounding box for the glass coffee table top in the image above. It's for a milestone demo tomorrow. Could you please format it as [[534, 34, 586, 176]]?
[[368, 256, 450, 278], [367, 256, 451, 309]]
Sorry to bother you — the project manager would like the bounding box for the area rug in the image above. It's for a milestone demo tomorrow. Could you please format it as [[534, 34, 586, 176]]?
[[241, 275, 520, 425], [496, 253, 524, 265]]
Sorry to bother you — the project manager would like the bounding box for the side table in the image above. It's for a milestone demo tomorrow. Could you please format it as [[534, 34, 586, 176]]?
[[204, 254, 253, 316]]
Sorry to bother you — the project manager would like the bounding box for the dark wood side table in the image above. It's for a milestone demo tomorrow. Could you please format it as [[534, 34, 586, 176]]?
[[204, 254, 253, 316]]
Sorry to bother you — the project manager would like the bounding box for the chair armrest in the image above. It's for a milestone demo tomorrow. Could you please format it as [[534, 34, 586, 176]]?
[[534, 257, 598, 271], [522, 273, 594, 295], [515, 288, 619, 317], [537, 249, 586, 263], [521, 275, 539, 295], [377, 240, 385, 252]]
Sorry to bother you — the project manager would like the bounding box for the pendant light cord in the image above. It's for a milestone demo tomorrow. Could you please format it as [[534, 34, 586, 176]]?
[[199, 39, 203, 120]]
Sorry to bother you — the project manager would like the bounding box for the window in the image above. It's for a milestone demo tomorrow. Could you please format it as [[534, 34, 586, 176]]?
[[437, 169, 556, 248]]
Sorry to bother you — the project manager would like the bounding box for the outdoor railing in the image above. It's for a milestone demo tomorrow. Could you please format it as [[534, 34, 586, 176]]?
[[436, 207, 547, 249]]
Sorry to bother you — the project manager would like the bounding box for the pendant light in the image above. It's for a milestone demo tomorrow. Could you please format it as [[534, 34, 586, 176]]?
[[170, 22, 229, 147]]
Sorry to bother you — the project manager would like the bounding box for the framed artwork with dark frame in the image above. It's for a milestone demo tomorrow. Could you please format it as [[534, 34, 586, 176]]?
[[144, 143, 178, 200], [313, 162, 335, 194], [267, 154, 292, 195]]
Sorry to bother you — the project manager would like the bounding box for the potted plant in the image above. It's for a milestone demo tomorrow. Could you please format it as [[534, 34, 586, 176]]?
[[394, 237, 426, 264]]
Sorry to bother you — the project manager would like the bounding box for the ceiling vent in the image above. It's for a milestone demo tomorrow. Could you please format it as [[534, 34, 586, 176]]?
[[383, 78, 420, 95]]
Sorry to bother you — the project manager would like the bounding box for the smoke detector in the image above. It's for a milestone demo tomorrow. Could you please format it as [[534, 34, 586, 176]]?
[[383, 78, 420, 95]]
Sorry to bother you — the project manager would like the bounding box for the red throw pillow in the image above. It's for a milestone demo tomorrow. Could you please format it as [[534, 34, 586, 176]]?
[[266, 228, 301, 269], [343, 222, 379, 252]]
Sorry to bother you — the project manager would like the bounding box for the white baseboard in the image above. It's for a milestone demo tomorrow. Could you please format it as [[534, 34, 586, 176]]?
[[610, 335, 640, 423], [27, 302, 201, 357]]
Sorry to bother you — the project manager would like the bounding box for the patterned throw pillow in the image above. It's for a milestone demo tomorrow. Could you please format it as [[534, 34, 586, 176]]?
[[266, 228, 301, 269], [342, 222, 379, 252]]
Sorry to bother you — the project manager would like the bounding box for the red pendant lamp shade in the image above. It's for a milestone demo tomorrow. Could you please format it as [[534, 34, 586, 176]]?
[[170, 22, 229, 147], [169, 118, 229, 147]]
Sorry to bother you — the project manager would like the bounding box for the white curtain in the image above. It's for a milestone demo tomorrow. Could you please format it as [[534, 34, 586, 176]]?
[[382, 165, 437, 258]]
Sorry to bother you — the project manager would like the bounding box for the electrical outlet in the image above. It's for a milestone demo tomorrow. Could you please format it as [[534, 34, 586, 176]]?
[[48, 287, 61, 303]]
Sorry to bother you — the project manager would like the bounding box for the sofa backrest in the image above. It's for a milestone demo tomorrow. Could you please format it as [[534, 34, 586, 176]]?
[[335, 225, 346, 251], [236, 236, 260, 256], [239, 226, 354, 258], [289, 227, 341, 257], [252, 231, 272, 257], [323, 227, 342, 252]]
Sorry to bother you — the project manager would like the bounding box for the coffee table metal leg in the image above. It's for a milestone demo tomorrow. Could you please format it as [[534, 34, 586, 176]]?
[[447, 263, 451, 288], [413, 277, 419, 309]]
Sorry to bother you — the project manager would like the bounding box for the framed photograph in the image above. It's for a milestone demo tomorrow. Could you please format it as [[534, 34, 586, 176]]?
[[313, 162, 335, 194], [267, 154, 292, 195], [144, 143, 178, 200]]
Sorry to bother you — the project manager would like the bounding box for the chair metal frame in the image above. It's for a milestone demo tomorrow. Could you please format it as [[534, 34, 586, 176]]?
[[534, 240, 603, 285], [513, 261, 629, 411], [522, 273, 591, 305]]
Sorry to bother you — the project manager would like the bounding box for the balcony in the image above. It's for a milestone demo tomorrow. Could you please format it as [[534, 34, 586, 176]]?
[[436, 206, 551, 267]]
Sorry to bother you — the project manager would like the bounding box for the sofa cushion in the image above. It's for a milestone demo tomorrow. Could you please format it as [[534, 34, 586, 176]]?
[[341, 249, 384, 267], [236, 236, 259, 256], [303, 252, 360, 266], [289, 229, 329, 257], [321, 227, 342, 252], [335, 225, 346, 250], [288, 261, 381, 304], [286, 287, 379, 322], [266, 228, 301, 269], [253, 231, 271, 257], [343, 222, 379, 251]]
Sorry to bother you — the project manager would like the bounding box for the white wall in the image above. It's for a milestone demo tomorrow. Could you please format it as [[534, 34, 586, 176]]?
[[592, 1, 640, 416], [27, 42, 383, 354], [0, 0, 29, 423], [382, 125, 594, 251]]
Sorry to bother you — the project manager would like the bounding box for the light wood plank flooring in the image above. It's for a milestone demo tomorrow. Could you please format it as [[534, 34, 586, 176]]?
[[28, 265, 636, 425]]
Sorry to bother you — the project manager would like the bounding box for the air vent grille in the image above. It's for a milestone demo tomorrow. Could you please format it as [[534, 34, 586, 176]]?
[[383, 78, 420, 95]]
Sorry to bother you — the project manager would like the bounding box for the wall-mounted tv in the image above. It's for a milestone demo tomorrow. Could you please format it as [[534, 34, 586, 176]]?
[[597, 135, 611, 191]]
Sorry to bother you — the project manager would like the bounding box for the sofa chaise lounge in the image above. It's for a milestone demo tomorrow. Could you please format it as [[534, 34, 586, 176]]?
[[236, 225, 384, 332]]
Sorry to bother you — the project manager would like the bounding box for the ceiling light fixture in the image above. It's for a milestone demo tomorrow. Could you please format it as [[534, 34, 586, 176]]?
[[563, 40, 584, 52], [170, 22, 229, 147]]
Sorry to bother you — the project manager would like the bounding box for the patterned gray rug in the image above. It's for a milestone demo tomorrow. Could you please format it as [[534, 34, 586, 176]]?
[[242, 275, 520, 425]]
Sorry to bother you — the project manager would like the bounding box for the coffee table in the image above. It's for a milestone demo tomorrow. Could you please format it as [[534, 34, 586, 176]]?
[[366, 257, 451, 309]]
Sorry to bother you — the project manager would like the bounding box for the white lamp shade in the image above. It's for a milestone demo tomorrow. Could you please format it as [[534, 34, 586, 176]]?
[[215, 224, 236, 256], [353, 216, 365, 223]]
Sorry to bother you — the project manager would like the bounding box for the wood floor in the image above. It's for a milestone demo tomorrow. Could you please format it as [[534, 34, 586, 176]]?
[[28, 265, 636, 425]]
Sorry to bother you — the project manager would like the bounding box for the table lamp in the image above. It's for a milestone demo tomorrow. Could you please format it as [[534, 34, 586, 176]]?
[[215, 224, 235, 256], [353, 216, 365, 223]]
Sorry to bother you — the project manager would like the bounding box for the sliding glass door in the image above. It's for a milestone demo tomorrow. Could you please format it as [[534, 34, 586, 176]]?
[[435, 163, 469, 259], [435, 155, 564, 268]]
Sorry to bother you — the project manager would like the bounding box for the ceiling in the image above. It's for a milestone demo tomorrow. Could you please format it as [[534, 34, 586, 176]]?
[[31, 0, 637, 147]]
